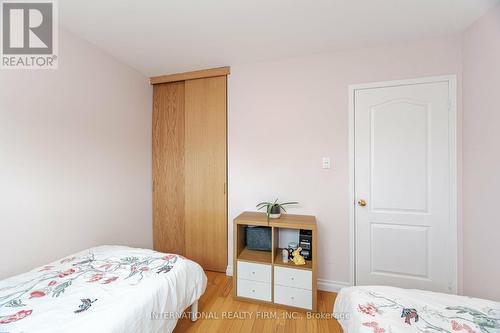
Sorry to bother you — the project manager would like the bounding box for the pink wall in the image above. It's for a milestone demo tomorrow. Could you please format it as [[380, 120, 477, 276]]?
[[0, 29, 153, 279], [228, 35, 463, 288], [462, 4, 500, 301]]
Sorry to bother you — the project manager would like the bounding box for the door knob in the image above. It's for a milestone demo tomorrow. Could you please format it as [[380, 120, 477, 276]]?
[[358, 199, 367, 207]]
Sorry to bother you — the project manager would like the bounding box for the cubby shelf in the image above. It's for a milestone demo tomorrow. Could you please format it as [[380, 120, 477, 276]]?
[[273, 248, 312, 270], [237, 246, 272, 264], [233, 211, 317, 312]]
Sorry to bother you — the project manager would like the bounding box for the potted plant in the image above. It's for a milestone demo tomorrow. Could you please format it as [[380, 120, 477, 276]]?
[[256, 199, 299, 220]]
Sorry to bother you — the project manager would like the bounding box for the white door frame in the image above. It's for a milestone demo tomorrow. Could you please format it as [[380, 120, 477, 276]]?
[[348, 75, 458, 292]]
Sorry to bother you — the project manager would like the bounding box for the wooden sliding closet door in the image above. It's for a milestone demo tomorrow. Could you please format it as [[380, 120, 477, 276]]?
[[153, 81, 185, 255], [152, 72, 227, 272], [184, 76, 227, 272]]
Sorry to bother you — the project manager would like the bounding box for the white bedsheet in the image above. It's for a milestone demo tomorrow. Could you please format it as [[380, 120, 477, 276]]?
[[0, 245, 207, 333], [334, 286, 500, 333]]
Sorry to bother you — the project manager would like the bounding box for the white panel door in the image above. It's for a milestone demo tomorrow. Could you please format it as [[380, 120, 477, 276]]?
[[354, 79, 456, 293]]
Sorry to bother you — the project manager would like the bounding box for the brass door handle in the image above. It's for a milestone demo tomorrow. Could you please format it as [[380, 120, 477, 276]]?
[[358, 199, 367, 207]]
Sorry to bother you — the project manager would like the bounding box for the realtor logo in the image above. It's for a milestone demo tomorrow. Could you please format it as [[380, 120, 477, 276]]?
[[1, 0, 58, 69]]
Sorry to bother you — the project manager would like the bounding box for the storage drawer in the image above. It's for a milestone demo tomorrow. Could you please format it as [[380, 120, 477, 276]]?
[[237, 261, 271, 283], [274, 285, 312, 310], [237, 278, 272, 302], [274, 266, 312, 290]]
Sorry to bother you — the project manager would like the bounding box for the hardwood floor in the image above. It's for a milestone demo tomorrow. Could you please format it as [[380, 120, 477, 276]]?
[[173, 271, 344, 333]]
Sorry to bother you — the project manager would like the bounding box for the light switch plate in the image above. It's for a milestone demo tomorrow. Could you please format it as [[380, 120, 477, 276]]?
[[322, 157, 331, 169]]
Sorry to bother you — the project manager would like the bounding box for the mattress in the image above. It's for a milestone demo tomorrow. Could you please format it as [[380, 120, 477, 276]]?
[[0, 245, 207, 333], [334, 286, 500, 333]]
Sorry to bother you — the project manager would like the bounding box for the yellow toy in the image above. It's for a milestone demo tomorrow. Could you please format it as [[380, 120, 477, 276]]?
[[291, 247, 306, 265]]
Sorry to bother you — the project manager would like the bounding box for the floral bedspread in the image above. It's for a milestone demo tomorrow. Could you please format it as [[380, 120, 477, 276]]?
[[0, 245, 207, 333], [334, 286, 500, 333]]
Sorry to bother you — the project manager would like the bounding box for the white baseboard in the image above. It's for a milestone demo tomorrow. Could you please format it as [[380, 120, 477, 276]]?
[[317, 279, 351, 292], [226, 265, 350, 292]]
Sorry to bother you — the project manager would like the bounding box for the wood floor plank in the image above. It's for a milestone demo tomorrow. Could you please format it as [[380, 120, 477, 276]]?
[[173, 272, 343, 333]]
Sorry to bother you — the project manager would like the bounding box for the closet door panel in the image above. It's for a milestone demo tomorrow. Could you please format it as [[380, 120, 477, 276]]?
[[184, 76, 227, 272], [153, 82, 185, 255]]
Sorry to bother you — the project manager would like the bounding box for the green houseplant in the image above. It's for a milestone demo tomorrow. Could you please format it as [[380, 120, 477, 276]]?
[[256, 199, 299, 220]]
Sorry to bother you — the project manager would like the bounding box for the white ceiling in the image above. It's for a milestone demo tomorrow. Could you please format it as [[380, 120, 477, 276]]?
[[60, 0, 498, 77]]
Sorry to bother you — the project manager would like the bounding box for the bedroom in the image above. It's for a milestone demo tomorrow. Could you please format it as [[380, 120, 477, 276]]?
[[0, 0, 499, 332]]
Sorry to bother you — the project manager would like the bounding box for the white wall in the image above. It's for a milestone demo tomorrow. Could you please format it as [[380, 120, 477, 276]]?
[[462, 4, 500, 301], [228, 35, 463, 288], [0, 29, 152, 279], [3, 8, 496, 300]]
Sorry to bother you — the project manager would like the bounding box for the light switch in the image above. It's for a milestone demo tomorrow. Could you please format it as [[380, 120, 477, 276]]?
[[322, 157, 331, 169]]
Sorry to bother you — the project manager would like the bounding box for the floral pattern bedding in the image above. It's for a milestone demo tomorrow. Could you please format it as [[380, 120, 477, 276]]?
[[334, 286, 500, 333], [0, 245, 207, 333]]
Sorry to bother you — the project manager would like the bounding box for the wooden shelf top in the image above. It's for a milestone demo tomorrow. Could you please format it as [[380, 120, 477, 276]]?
[[234, 211, 316, 229], [237, 247, 272, 264]]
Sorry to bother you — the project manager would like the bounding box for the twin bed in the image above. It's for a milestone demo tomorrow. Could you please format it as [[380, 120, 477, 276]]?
[[0, 246, 206, 333], [334, 286, 500, 333]]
